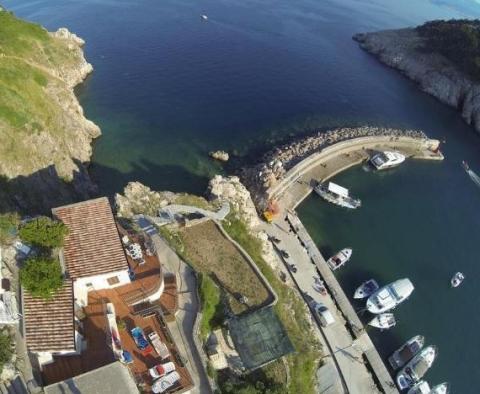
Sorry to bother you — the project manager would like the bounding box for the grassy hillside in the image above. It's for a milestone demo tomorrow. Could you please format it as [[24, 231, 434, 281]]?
[[0, 10, 94, 179]]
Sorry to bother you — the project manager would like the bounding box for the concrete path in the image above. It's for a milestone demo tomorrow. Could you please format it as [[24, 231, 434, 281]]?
[[158, 202, 230, 222], [136, 219, 211, 394], [261, 219, 381, 394]]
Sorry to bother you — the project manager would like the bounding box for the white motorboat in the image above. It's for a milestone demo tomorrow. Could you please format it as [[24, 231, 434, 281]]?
[[368, 313, 396, 329], [388, 335, 425, 370], [407, 380, 431, 394], [451, 272, 464, 288], [370, 151, 406, 170], [366, 278, 414, 314], [354, 279, 379, 299], [396, 346, 437, 390], [314, 182, 361, 209], [201, 14, 208, 21], [430, 382, 449, 394], [326, 248, 352, 271]]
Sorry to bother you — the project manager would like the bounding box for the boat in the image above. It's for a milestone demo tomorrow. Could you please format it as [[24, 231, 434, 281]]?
[[354, 279, 379, 299], [370, 151, 406, 170], [430, 382, 449, 394], [396, 346, 437, 390], [201, 14, 208, 21], [326, 248, 352, 271], [368, 313, 396, 329], [313, 279, 327, 296], [462, 160, 469, 171], [314, 181, 361, 209], [366, 278, 414, 314], [407, 380, 431, 394], [451, 272, 464, 288], [388, 335, 425, 370]]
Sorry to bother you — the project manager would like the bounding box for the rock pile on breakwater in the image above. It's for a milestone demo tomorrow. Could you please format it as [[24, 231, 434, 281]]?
[[240, 126, 427, 210]]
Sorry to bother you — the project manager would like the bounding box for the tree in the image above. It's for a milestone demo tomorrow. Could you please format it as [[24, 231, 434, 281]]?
[[0, 213, 19, 244], [20, 257, 63, 299], [19, 216, 68, 248], [0, 331, 13, 374]]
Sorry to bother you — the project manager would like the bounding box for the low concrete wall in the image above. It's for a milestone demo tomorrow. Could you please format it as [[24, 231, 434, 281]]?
[[267, 135, 442, 203]]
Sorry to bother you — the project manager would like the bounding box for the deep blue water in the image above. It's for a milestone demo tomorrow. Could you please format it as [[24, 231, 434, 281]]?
[[6, 0, 480, 392]]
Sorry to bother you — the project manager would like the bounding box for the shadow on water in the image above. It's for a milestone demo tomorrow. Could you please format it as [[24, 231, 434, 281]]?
[[0, 158, 209, 215]]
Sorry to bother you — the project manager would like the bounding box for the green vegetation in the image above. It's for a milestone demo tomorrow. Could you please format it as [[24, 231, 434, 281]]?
[[180, 221, 271, 314], [20, 256, 63, 298], [198, 273, 223, 340], [19, 216, 68, 248], [173, 194, 217, 210], [417, 19, 480, 79], [0, 331, 13, 375], [0, 212, 19, 244], [0, 10, 87, 177], [223, 213, 321, 394]]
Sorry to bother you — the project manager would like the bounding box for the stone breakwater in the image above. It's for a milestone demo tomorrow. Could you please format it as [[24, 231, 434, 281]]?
[[353, 28, 480, 135], [240, 126, 427, 210]]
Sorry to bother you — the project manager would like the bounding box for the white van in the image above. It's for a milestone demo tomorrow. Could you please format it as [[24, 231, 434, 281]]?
[[314, 303, 335, 327]]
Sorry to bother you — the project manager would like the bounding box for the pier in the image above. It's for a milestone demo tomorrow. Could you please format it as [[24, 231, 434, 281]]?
[[287, 212, 398, 394]]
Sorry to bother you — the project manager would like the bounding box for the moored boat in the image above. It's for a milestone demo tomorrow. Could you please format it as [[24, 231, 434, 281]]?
[[396, 346, 437, 390], [354, 279, 379, 299], [407, 380, 430, 394], [388, 335, 425, 370], [451, 272, 464, 288], [366, 278, 414, 314], [326, 248, 352, 271], [370, 151, 406, 170], [368, 313, 396, 330], [314, 181, 361, 209], [430, 382, 449, 394]]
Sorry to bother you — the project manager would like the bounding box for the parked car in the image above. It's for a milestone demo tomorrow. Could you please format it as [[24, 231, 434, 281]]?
[[152, 371, 181, 394], [149, 361, 176, 379], [314, 303, 335, 327], [131, 327, 153, 354]]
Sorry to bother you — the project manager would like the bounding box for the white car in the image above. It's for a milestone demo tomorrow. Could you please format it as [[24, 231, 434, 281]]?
[[149, 361, 175, 379], [152, 371, 181, 394], [314, 303, 335, 327]]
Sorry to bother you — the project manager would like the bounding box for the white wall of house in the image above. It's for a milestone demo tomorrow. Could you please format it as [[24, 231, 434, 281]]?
[[73, 269, 131, 307]]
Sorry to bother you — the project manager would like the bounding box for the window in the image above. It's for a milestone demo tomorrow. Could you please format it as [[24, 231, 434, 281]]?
[[107, 276, 120, 286]]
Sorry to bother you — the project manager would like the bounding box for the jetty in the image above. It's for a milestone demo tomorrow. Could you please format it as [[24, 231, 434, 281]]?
[[287, 212, 398, 394], [255, 134, 443, 393]]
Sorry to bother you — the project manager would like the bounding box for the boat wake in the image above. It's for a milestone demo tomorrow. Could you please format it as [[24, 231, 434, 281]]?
[[464, 162, 480, 189]]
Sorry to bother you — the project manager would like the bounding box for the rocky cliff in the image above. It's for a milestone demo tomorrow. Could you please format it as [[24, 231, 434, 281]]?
[[353, 28, 480, 133], [0, 12, 100, 213]]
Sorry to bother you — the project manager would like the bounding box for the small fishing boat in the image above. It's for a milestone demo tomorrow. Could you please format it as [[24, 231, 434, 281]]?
[[201, 14, 208, 21], [326, 248, 352, 271], [368, 313, 396, 330], [407, 380, 430, 394], [451, 272, 464, 288], [314, 181, 361, 209], [430, 382, 449, 394], [388, 335, 425, 370], [370, 151, 406, 170], [313, 279, 327, 296], [366, 278, 414, 314], [396, 346, 437, 390], [462, 160, 469, 171], [354, 279, 379, 299]]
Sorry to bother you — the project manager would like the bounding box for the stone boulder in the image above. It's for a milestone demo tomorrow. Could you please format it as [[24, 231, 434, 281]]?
[[209, 150, 229, 162]]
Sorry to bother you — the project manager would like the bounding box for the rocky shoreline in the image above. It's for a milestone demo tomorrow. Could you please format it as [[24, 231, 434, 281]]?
[[240, 126, 427, 210], [353, 28, 480, 134]]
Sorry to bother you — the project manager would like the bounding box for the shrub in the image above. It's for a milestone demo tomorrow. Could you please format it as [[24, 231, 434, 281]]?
[[19, 216, 68, 248], [20, 257, 63, 298], [0, 331, 13, 374], [0, 213, 19, 244]]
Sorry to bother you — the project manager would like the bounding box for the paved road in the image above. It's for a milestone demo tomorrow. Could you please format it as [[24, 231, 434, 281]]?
[[137, 218, 211, 394], [262, 220, 380, 394]]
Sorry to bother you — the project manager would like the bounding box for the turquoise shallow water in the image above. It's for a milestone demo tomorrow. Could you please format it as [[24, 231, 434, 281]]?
[[6, 0, 480, 391]]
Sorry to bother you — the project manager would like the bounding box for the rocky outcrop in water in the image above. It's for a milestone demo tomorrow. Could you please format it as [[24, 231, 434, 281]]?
[[209, 150, 229, 162], [241, 126, 426, 210], [353, 28, 480, 133]]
